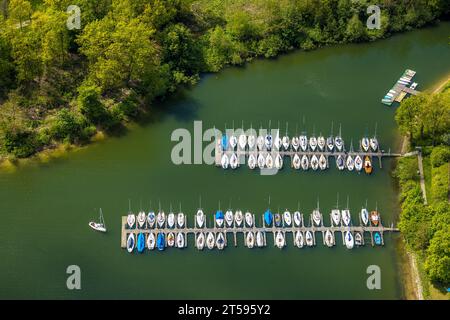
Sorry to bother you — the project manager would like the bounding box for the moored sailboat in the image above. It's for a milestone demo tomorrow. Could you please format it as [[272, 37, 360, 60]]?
[[206, 232, 215, 250], [147, 232, 156, 250], [345, 231, 354, 249], [246, 231, 255, 249], [127, 233, 135, 253], [196, 232, 205, 250], [275, 231, 285, 249], [283, 210, 292, 226], [245, 211, 253, 227], [216, 232, 225, 250], [295, 231, 304, 248], [248, 154, 257, 169], [234, 210, 243, 227], [325, 229, 334, 247], [89, 208, 107, 233]]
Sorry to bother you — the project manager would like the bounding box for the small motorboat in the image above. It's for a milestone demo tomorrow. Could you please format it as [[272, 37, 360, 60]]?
[[295, 231, 304, 248], [275, 231, 285, 249], [206, 232, 215, 250], [230, 153, 238, 169], [309, 136, 318, 151], [327, 136, 334, 151], [319, 154, 327, 170], [177, 212, 185, 228], [346, 155, 354, 171], [257, 153, 265, 169], [137, 211, 147, 229], [291, 136, 300, 151], [370, 211, 380, 226], [312, 209, 321, 226], [265, 134, 273, 150], [229, 134, 237, 150], [342, 209, 351, 226], [361, 137, 370, 152], [336, 155, 345, 170], [292, 154, 301, 170], [157, 211, 165, 228], [196, 209, 205, 228], [221, 134, 228, 151], [283, 210, 292, 226], [167, 212, 175, 228], [248, 134, 256, 150], [234, 210, 243, 227], [355, 232, 363, 246], [245, 211, 253, 227], [318, 136, 326, 151], [221, 154, 229, 169], [264, 209, 273, 226], [370, 137, 379, 152], [334, 136, 344, 151], [147, 211, 156, 228], [225, 210, 234, 227], [364, 156, 373, 174], [256, 231, 264, 247], [293, 211, 302, 227], [127, 233, 135, 253], [274, 153, 283, 170], [127, 212, 136, 229], [89, 208, 107, 233], [282, 136, 290, 150], [331, 209, 340, 226], [156, 232, 165, 251], [354, 155, 363, 171], [324, 230, 334, 247], [361, 208, 369, 226], [248, 154, 257, 169], [257, 135, 265, 151], [345, 231, 354, 249], [374, 232, 382, 245], [265, 153, 273, 169], [196, 232, 205, 250], [246, 231, 255, 249], [305, 231, 314, 247], [137, 233, 145, 253], [274, 213, 282, 227], [299, 135, 308, 151], [216, 232, 225, 250], [147, 232, 156, 250], [310, 154, 319, 171], [167, 232, 175, 247], [238, 134, 247, 150], [301, 155, 309, 170], [215, 210, 224, 227], [176, 232, 185, 248]]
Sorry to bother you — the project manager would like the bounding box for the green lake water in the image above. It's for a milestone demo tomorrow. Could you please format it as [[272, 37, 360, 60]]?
[[0, 23, 449, 299]]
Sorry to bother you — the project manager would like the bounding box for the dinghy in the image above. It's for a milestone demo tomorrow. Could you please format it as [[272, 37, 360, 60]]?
[[127, 233, 135, 253], [354, 155, 363, 171], [248, 134, 256, 150], [265, 153, 273, 169], [245, 211, 253, 227], [177, 212, 185, 228], [327, 136, 334, 151], [364, 156, 372, 174], [345, 231, 354, 249], [230, 153, 238, 169], [325, 230, 334, 247], [137, 233, 145, 253], [355, 232, 363, 246], [137, 211, 146, 229], [246, 231, 255, 249], [292, 154, 301, 170], [225, 210, 234, 227], [196, 232, 205, 250], [238, 133, 247, 150], [167, 232, 175, 247], [176, 232, 185, 248], [275, 231, 285, 249], [361, 137, 370, 152], [215, 210, 224, 227], [346, 155, 354, 171], [305, 231, 314, 247], [293, 211, 302, 227], [331, 209, 340, 226], [283, 210, 292, 226], [147, 211, 156, 228], [248, 154, 257, 169], [167, 212, 175, 228], [264, 209, 273, 226], [157, 233, 165, 251], [257, 153, 265, 169], [336, 155, 345, 170], [310, 154, 319, 171], [291, 136, 300, 151], [206, 232, 215, 250], [299, 135, 308, 151], [370, 137, 378, 151], [265, 134, 273, 150], [257, 135, 265, 151], [282, 136, 290, 150], [196, 209, 205, 228], [342, 209, 351, 226], [229, 134, 237, 150], [216, 232, 225, 250], [318, 136, 326, 151], [360, 208, 369, 226], [312, 209, 322, 226], [301, 155, 309, 170], [274, 213, 282, 227], [127, 213, 136, 229], [157, 211, 165, 228], [256, 231, 264, 247], [309, 136, 318, 151], [319, 154, 327, 170], [370, 211, 379, 226], [234, 210, 243, 227], [295, 231, 304, 248], [274, 153, 283, 170], [147, 232, 156, 250], [334, 136, 344, 151], [221, 154, 229, 169]]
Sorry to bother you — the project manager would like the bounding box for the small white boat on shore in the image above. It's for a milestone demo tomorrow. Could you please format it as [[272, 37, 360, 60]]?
[[221, 154, 229, 169], [246, 231, 255, 249], [342, 209, 351, 226], [196, 232, 205, 250], [248, 154, 256, 169], [234, 210, 243, 227], [325, 229, 334, 247], [147, 232, 156, 250], [245, 211, 253, 227], [225, 210, 234, 227], [293, 211, 302, 227], [345, 231, 354, 249], [331, 209, 340, 226], [275, 231, 285, 249], [305, 231, 314, 247], [311, 154, 319, 171], [295, 231, 304, 248], [301, 155, 309, 170], [283, 210, 292, 226], [292, 154, 301, 169], [206, 232, 215, 250]]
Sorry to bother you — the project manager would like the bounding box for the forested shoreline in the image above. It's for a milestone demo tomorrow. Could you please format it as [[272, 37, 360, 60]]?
[[0, 0, 449, 159]]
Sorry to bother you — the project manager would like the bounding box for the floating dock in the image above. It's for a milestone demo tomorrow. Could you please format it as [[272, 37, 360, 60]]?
[[381, 69, 420, 106]]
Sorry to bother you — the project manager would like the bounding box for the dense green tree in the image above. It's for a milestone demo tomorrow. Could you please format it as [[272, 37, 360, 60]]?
[[345, 14, 366, 42], [424, 227, 450, 285], [77, 84, 108, 125]]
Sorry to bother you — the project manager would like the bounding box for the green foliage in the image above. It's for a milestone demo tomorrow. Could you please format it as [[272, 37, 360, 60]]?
[[345, 14, 367, 42], [430, 146, 450, 167], [77, 85, 108, 125], [0, 124, 38, 158], [49, 108, 86, 143], [431, 164, 449, 203], [424, 227, 450, 285]]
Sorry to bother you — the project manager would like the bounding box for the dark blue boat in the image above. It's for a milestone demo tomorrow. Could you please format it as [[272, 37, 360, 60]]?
[[374, 232, 382, 245], [274, 213, 282, 227], [137, 233, 145, 253], [264, 209, 273, 226], [222, 135, 228, 151], [157, 233, 165, 251]]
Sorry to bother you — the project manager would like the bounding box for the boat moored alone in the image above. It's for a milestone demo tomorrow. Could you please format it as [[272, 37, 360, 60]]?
[[89, 208, 107, 233]]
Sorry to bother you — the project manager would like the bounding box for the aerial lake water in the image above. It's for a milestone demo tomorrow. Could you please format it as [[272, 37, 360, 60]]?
[[0, 22, 449, 299]]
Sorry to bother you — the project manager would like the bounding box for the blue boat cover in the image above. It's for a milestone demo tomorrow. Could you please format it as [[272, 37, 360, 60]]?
[[374, 232, 381, 245], [264, 209, 273, 226], [222, 135, 228, 150], [215, 210, 224, 219], [137, 233, 145, 253], [157, 233, 165, 251]]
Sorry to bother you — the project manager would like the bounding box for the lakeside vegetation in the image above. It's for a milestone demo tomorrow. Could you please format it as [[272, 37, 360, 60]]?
[[0, 0, 449, 161], [394, 82, 450, 297]]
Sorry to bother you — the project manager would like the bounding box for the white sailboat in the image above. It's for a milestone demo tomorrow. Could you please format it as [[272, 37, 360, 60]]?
[[230, 153, 238, 169], [238, 133, 247, 150], [331, 209, 341, 226], [147, 232, 156, 250], [176, 232, 185, 248], [137, 211, 146, 229], [295, 231, 304, 248], [346, 155, 354, 171], [248, 153, 256, 169], [177, 212, 185, 228], [245, 211, 253, 227], [167, 232, 175, 247], [147, 211, 156, 228], [312, 209, 321, 226], [257, 135, 265, 151], [318, 135, 326, 151], [196, 209, 205, 228], [257, 153, 265, 169], [342, 209, 351, 226], [336, 155, 345, 170], [327, 136, 334, 151], [221, 154, 229, 169], [167, 211, 175, 228], [265, 153, 273, 169], [274, 153, 283, 170], [256, 231, 264, 247], [370, 137, 378, 152], [361, 207, 369, 226], [292, 154, 301, 170], [89, 208, 107, 233], [309, 135, 318, 151], [225, 210, 234, 227], [283, 210, 292, 226], [216, 232, 225, 250], [157, 211, 165, 228], [126, 233, 135, 253], [299, 135, 308, 151], [275, 231, 285, 249], [325, 229, 334, 247], [305, 231, 314, 247], [345, 231, 354, 249], [265, 133, 273, 150], [274, 129, 282, 150], [206, 232, 215, 250], [310, 154, 319, 171], [319, 154, 327, 170], [293, 211, 302, 227], [246, 231, 255, 249], [196, 232, 205, 250], [291, 136, 300, 151], [354, 155, 363, 171], [301, 155, 309, 170], [229, 134, 237, 150], [361, 137, 370, 152], [234, 210, 243, 227], [247, 134, 256, 150], [127, 212, 136, 229]]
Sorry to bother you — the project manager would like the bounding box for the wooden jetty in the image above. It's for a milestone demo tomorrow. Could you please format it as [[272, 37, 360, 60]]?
[[381, 69, 420, 106]]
